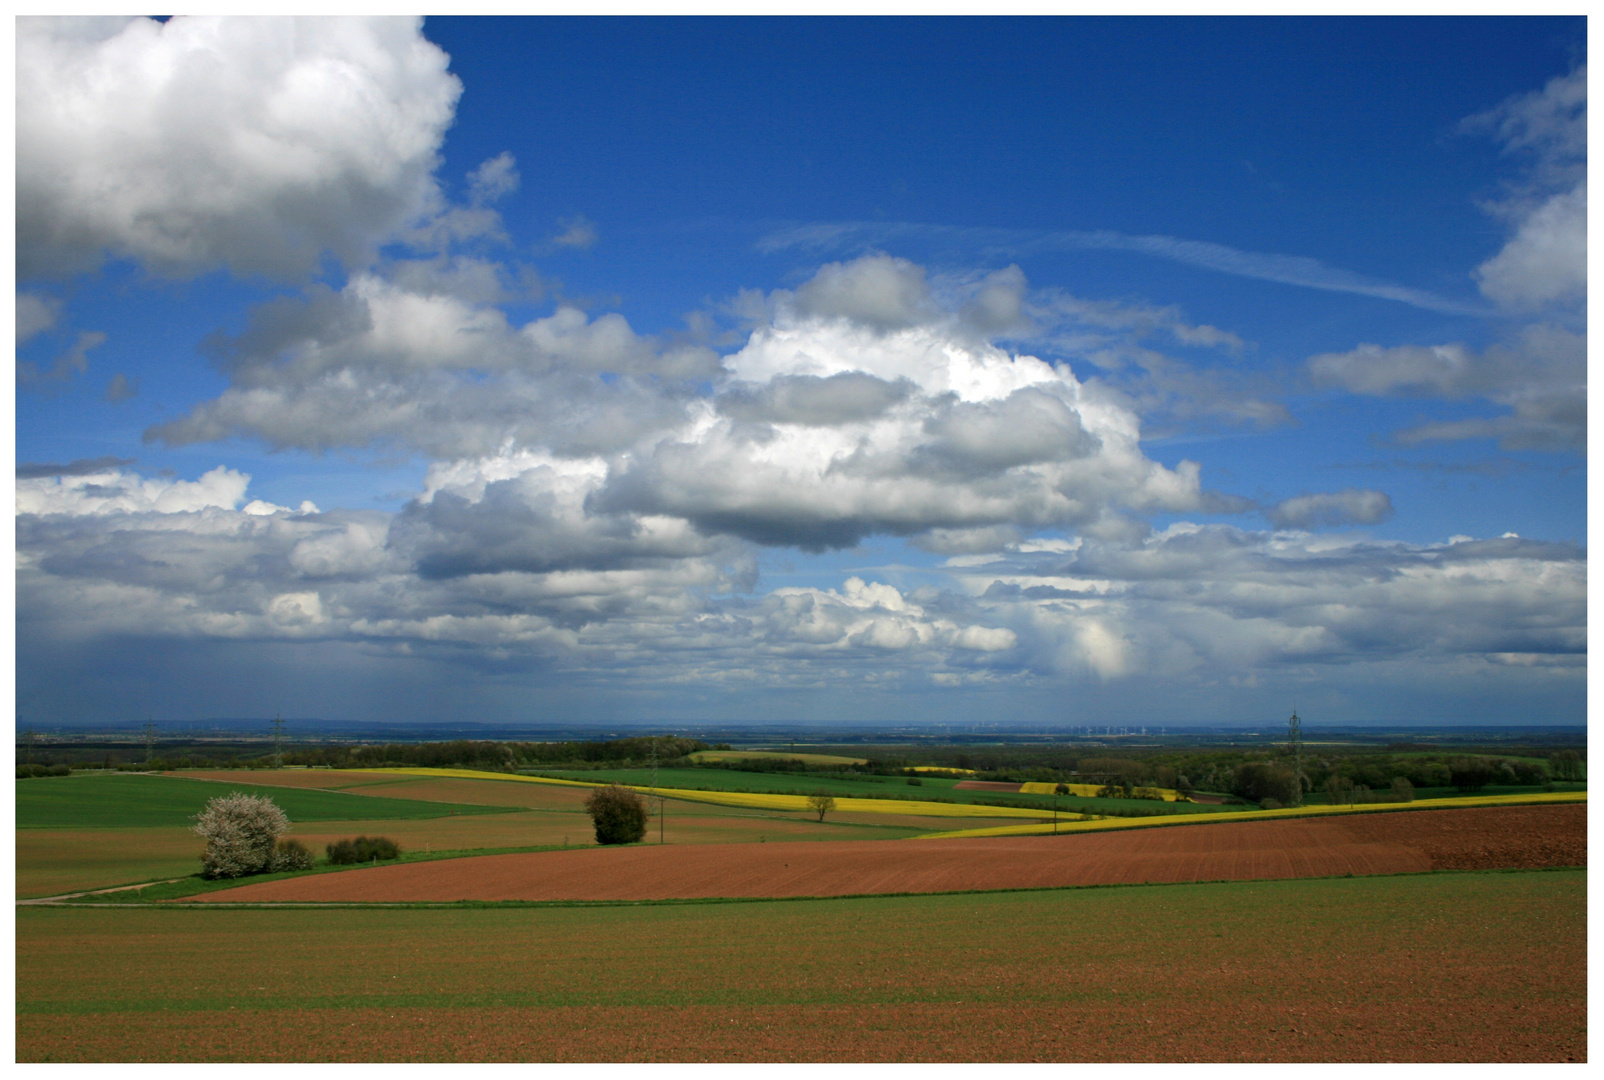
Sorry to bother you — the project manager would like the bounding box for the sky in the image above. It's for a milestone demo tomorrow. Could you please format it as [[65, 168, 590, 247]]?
[[12, 16, 1587, 730]]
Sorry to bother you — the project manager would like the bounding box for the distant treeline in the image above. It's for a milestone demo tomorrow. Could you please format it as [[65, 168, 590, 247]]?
[[14, 735, 710, 774], [276, 735, 710, 772]]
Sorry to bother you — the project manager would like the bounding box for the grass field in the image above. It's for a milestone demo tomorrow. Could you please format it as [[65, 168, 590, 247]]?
[[15, 869, 1584, 1061], [686, 751, 868, 766], [17, 773, 509, 830]]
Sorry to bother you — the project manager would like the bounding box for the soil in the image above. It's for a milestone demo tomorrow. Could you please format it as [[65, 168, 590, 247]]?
[[20, 869, 1585, 1062], [954, 780, 1024, 791], [194, 803, 1583, 904], [17, 997, 1584, 1062]]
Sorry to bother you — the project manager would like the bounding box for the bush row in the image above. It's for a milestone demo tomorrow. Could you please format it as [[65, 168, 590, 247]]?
[[326, 836, 401, 864], [16, 764, 71, 778]]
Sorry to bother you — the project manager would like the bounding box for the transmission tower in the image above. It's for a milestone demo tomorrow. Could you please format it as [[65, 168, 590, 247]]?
[[648, 734, 664, 844], [143, 719, 156, 765], [1287, 708, 1304, 807], [272, 713, 285, 769]]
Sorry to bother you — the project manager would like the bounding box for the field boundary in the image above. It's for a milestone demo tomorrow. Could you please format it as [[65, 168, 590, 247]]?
[[23, 865, 1585, 912], [356, 767, 1076, 819], [914, 790, 1588, 838]]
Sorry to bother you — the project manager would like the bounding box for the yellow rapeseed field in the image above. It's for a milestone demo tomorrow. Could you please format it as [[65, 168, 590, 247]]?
[[914, 790, 1588, 840], [358, 767, 1056, 818]]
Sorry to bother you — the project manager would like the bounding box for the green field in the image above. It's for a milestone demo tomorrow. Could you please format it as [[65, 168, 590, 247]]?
[[531, 766, 1228, 816], [16, 869, 1585, 1061], [686, 750, 869, 766], [16, 773, 510, 829]]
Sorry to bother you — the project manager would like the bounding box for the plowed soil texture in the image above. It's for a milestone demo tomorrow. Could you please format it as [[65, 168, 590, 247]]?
[[18, 870, 1585, 1061], [196, 803, 1581, 904], [955, 780, 1024, 791]]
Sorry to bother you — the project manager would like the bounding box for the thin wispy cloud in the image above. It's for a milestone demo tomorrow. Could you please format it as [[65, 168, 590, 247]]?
[[758, 221, 1487, 317]]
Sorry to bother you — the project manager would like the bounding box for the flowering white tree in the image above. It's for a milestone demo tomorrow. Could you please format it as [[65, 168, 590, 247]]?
[[193, 792, 290, 878]]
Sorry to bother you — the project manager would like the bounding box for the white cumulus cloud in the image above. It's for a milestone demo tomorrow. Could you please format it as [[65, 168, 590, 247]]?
[[17, 16, 460, 279]]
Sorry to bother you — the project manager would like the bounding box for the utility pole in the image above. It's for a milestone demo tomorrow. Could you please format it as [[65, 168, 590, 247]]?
[[143, 719, 156, 765], [1287, 708, 1304, 807], [272, 714, 285, 769]]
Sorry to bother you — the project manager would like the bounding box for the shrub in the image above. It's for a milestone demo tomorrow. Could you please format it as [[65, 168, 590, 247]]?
[[271, 839, 314, 872], [1259, 797, 1282, 810], [906, 776, 922, 786], [1391, 777, 1415, 802], [193, 792, 290, 879], [585, 784, 648, 844], [15, 764, 70, 778], [326, 836, 402, 864]]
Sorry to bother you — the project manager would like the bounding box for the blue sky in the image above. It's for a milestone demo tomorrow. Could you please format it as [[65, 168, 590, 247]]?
[[14, 17, 1586, 729]]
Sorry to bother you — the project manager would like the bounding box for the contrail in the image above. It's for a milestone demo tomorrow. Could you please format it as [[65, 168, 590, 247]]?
[[758, 220, 1488, 317]]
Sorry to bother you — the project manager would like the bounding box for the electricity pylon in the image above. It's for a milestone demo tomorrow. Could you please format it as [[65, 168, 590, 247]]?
[[1287, 708, 1304, 807]]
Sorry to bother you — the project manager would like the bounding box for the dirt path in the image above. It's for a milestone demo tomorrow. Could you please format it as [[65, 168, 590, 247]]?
[[18, 878, 188, 906], [191, 804, 1583, 904]]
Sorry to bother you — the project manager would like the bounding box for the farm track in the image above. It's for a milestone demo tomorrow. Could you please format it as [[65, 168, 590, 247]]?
[[192, 803, 1582, 904]]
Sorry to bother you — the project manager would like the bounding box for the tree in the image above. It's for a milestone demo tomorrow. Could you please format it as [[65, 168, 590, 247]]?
[[1325, 773, 1354, 806], [1390, 777, 1414, 802], [192, 792, 291, 878], [1551, 749, 1583, 782], [807, 793, 836, 822], [585, 783, 648, 844], [1233, 762, 1297, 805], [1449, 757, 1496, 793]]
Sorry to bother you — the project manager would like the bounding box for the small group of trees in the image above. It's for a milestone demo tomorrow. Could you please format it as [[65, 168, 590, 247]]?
[[192, 792, 312, 878], [1551, 750, 1584, 781], [15, 764, 71, 778], [1325, 774, 1414, 806], [193, 793, 404, 875], [1231, 762, 1300, 807]]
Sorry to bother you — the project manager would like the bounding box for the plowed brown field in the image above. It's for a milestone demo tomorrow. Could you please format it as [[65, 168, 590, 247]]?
[[196, 803, 1582, 904]]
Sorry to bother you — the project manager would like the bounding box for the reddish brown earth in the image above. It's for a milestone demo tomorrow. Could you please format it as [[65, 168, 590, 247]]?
[[195, 804, 1582, 904], [17, 998, 1583, 1062], [954, 780, 1024, 791]]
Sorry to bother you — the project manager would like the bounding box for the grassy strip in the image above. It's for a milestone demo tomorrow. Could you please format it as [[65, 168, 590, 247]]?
[[53, 864, 1586, 913], [63, 842, 595, 904], [915, 790, 1588, 838]]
